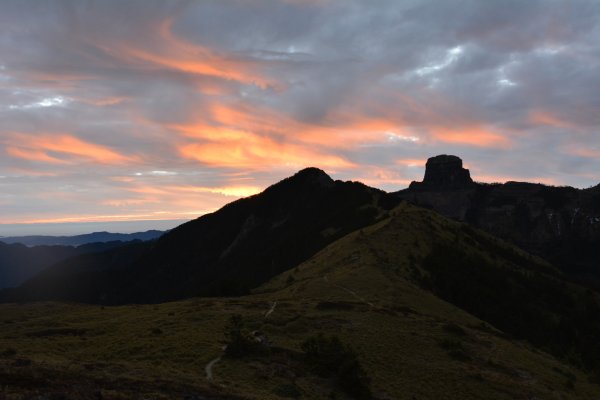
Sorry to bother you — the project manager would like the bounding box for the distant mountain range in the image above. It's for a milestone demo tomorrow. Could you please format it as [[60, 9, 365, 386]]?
[[2, 177, 599, 399], [0, 230, 164, 247], [2, 158, 599, 304]]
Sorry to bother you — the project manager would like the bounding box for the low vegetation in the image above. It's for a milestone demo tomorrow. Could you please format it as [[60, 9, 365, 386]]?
[[302, 334, 371, 399], [1, 203, 600, 399], [419, 242, 600, 372], [223, 314, 263, 358]]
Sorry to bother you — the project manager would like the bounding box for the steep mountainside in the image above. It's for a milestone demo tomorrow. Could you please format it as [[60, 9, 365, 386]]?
[[396, 155, 600, 288], [2, 168, 399, 304], [0, 241, 135, 289], [1, 203, 599, 399]]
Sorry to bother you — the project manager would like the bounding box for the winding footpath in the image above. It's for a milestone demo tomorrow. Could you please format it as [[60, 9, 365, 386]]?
[[204, 345, 226, 381], [205, 277, 373, 381], [264, 301, 277, 318], [323, 275, 375, 308], [205, 301, 278, 381]]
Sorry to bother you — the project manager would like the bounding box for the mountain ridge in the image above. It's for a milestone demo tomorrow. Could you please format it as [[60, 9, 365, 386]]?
[[4, 161, 599, 304], [2, 202, 599, 399], [1, 168, 400, 304], [396, 155, 600, 289], [0, 230, 164, 247]]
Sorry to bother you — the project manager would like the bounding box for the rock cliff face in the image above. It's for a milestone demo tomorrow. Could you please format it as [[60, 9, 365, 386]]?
[[397, 155, 600, 289], [410, 154, 474, 190]]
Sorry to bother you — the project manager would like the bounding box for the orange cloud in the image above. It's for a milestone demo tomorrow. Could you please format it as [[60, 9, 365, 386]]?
[[129, 184, 262, 197], [128, 48, 273, 88], [179, 131, 355, 170], [564, 145, 600, 159], [396, 158, 427, 167], [530, 110, 577, 130], [211, 103, 395, 148], [15, 213, 190, 225], [81, 96, 128, 106], [6, 147, 69, 164], [354, 166, 413, 188], [165, 185, 263, 197], [4, 133, 137, 165], [431, 127, 510, 148], [110, 176, 136, 183], [107, 18, 277, 90], [6, 167, 59, 177], [103, 198, 160, 207], [474, 174, 557, 186]]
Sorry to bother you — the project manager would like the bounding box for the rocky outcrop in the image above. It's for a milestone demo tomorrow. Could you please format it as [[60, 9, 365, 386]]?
[[409, 155, 474, 190], [396, 155, 600, 290]]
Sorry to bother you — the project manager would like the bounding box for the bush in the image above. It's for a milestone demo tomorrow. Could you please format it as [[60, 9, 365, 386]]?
[[223, 314, 258, 358], [273, 383, 302, 398], [301, 334, 371, 399], [0, 348, 17, 357]]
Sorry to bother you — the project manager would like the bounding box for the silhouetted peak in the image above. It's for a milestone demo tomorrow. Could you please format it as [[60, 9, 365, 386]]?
[[289, 167, 335, 188], [409, 154, 474, 190]]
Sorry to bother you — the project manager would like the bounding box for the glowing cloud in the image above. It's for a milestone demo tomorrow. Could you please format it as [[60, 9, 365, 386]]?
[[1, 1, 599, 230], [109, 18, 277, 89], [4, 134, 137, 165], [179, 133, 355, 170], [529, 110, 578, 130], [431, 127, 510, 148]]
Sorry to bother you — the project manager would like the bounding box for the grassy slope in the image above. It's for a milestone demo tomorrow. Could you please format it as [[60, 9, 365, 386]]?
[[1, 203, 598, 399]]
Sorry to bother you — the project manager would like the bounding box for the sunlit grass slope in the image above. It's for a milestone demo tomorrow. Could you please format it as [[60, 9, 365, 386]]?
[[1, 203, 599, 399]]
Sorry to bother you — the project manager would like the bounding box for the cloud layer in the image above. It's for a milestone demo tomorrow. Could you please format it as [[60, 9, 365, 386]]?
[[1, 0, 599, 227]]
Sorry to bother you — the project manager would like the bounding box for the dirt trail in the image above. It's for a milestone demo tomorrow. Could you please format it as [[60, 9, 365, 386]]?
[[323, 275, 375, 307], [205, 301, 278, 381], [205, 345, 227, 381], [264, 301, 277, 318]]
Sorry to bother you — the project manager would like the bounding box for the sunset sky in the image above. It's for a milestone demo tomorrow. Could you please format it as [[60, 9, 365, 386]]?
[[1, 0, 600, 235]]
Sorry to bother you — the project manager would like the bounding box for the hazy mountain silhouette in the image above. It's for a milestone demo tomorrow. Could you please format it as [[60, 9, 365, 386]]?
[[396, 154, 600, 289], [0, 240, 139, 289], [0, 230, 164, 247], [0, 240, 153, 303]]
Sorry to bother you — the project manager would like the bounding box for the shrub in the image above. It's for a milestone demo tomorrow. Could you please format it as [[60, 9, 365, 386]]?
[[0, 348, 17, 357], [301, 334, 371, 399], [223, 314, 258, 358], [273, 383, 302, 398], [442, 323, 466, 336]]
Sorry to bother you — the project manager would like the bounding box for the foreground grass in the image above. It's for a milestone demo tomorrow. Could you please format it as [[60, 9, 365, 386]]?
[[1, 204, 599, 399]]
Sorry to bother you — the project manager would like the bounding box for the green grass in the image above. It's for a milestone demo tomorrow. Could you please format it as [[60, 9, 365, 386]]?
[[1, 203, 599, 399]]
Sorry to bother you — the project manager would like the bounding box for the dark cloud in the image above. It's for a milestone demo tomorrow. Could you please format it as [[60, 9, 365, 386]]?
[[1, 0, 599, 230]]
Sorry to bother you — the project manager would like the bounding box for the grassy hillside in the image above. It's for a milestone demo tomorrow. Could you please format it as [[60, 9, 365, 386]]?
[[1, 203, 599, 399]]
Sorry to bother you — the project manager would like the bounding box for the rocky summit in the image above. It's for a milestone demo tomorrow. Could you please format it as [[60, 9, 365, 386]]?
[[409, 154, 474, 190], [397, 156, 600, 290]]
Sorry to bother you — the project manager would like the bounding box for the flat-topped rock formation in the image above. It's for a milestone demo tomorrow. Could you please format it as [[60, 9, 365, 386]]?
[[409, 154, 474, 190]]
